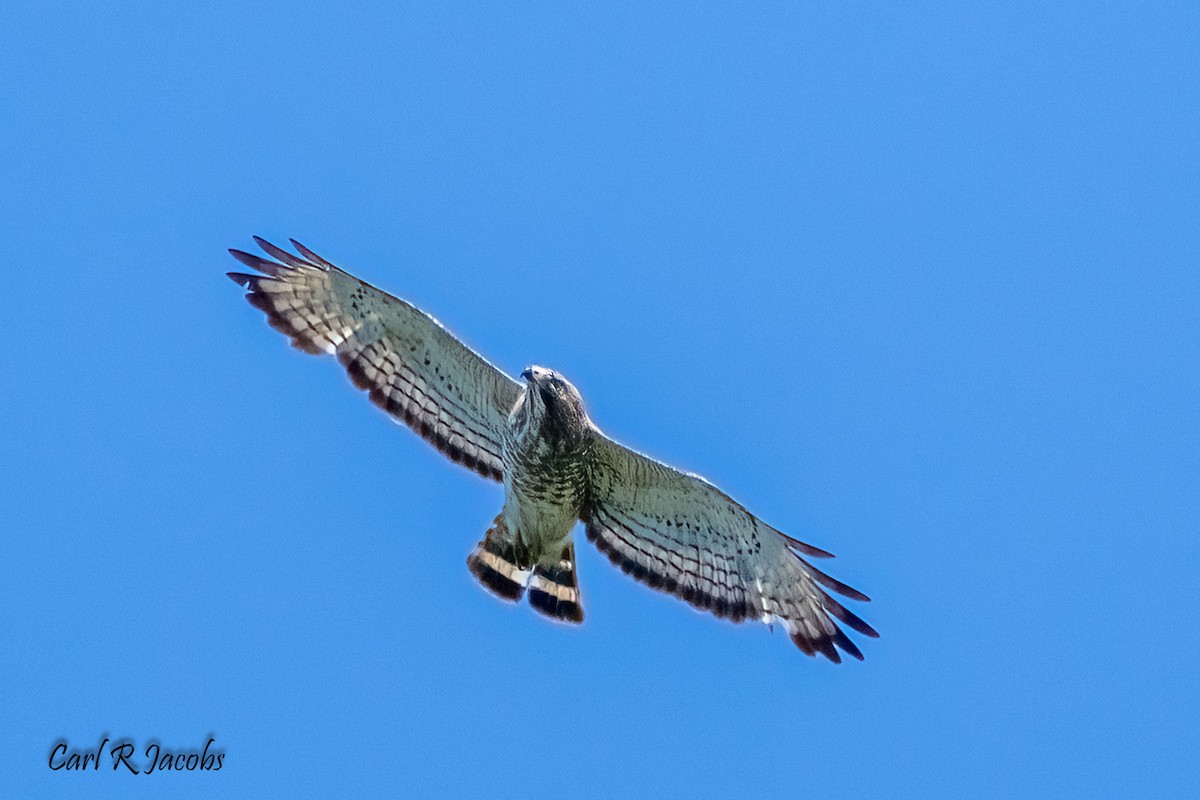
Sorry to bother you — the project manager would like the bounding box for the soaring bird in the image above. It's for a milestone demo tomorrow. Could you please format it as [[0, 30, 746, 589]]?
[[228, 238, 878, 661]]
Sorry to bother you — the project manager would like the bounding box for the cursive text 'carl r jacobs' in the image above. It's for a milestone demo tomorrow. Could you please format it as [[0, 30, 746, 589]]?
[[49, 737, 223, 774]]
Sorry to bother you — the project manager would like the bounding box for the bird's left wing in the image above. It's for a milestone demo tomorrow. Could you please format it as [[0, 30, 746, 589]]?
[[584, 433, 878, 661], [228, 237, 521, 481]]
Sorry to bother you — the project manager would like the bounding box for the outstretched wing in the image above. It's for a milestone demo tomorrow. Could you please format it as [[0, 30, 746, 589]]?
[[228, 237, 521, 481], [584, 434, 878, 661]]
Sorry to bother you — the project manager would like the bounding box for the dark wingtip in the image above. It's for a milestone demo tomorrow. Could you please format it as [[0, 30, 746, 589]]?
[[822, 593, 880, 639], [228, 247, 288, 276], [254, 236, 309, 268], [779, 531, 836, 559], [832, 629, 865, 661], [790, 631, 816, 657], [289, 239, 335, 269], [801, 558, 872, 603], [228, 248, 257, 265], [812, 635, 842, 664], [226, 271, 254, 287]]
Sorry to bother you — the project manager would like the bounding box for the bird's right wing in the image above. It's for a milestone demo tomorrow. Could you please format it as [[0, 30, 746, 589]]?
[[584, 433, 877, 661], [228, 237, 521, 481]]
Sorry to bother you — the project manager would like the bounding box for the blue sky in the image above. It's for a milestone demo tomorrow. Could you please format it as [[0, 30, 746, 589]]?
[[1, 2, 1196, 797]]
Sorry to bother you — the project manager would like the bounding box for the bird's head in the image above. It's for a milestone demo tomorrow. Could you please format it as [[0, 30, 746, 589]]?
[[520, 365, 588, 436]]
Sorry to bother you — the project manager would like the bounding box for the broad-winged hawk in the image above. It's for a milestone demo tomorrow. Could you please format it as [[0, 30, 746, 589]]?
[[228, 237, 878, 661]]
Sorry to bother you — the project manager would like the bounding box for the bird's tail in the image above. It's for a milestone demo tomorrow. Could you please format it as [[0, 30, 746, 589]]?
[[467, 514, 530, 602], [528, 543, 584, 624]]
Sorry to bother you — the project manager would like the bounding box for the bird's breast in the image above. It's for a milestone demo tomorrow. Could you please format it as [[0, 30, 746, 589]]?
[[502, 422, 590, 516]]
